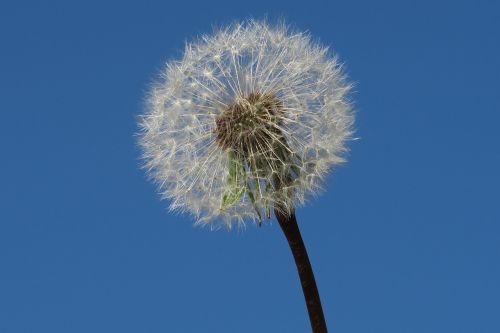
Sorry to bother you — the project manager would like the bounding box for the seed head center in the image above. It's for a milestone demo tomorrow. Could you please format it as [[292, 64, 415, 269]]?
[[215, 92, 283, 156]]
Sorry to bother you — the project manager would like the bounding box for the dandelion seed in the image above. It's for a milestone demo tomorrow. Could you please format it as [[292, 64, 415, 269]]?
[[139, 20, 353, 228]]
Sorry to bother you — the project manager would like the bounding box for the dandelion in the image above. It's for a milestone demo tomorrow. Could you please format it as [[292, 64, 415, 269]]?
[[139, 20, 354, 332]]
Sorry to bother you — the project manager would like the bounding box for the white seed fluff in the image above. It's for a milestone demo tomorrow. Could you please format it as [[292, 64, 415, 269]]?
[[139, 20, 354, 228]]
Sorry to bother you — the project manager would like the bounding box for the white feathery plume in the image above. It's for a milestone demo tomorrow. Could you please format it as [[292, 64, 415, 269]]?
[[139, 20, 354, 229]]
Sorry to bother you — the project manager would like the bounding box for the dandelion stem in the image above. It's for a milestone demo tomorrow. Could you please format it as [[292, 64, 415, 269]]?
[[275, 208, 328, 333]]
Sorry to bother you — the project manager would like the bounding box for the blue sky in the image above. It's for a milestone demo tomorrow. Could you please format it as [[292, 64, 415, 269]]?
[[1, 0, 499, 332]]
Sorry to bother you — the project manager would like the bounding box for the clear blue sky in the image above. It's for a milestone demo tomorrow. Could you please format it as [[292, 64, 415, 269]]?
[[1, 0, 499, 332]]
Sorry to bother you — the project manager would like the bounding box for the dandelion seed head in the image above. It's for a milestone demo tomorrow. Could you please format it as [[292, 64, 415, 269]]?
[[139, 20, 354, 228]]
